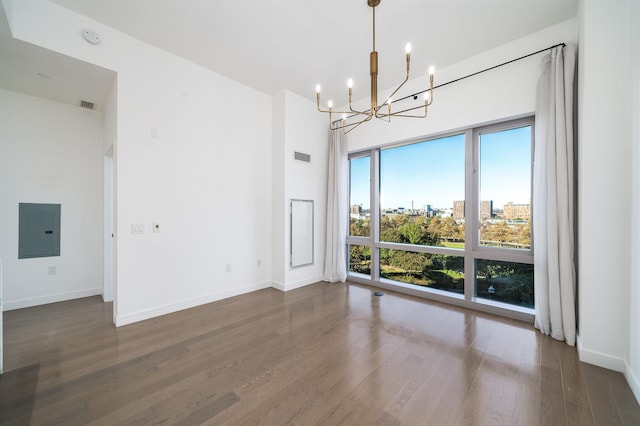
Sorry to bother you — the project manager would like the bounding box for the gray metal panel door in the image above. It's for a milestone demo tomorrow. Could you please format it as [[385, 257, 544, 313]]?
[[18, 203, 61, 259]]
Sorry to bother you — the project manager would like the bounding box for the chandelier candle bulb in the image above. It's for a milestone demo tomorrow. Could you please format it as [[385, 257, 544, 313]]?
[[348, 78, 353, 88]]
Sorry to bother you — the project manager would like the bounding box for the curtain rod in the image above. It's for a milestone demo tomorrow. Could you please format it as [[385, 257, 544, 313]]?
[[394, 42, 567, 104], [333, 42, 567, 124]]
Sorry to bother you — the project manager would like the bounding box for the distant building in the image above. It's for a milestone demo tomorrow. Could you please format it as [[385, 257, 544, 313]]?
[[438, 208, 453, 218], [424, 204, 434, 217], [503, 202, 531, 220], [453, 200, 465, 219], [481, 200, 493, 220], [452, 200, 492, 220]]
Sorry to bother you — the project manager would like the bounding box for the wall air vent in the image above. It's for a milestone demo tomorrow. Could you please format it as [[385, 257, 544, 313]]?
[[294, 151, 311, 163], [79, 100, 95, 110]]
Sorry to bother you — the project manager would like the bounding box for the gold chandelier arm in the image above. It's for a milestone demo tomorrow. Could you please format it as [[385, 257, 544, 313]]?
[[374, 48, 411, 117], [375, 101, 428, 119], [377, 71, 434, 118], [343, 118, 369, 134], [330, 114, 373, 133], [426, 73, 434, 106], [316, 95, 356, 115], [349, 104, 370, 115], [348, 86, 371, 115]]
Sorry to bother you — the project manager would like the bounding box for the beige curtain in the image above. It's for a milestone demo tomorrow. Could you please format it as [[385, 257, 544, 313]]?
[[533, 45, 577, 345], [323, 127, 348, 282]]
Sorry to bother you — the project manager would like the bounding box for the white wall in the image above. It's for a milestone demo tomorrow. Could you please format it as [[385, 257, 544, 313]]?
[[577, 0, 632, 374], [0, 89, 104, 309], [4, 0, 273, 326], [272, 90, 328, 290], [626, 0, 640, 404], [271, 92, 286, 287]]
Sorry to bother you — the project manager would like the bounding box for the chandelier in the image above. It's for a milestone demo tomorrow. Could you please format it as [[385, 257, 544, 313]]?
[[316, 0, 435, 133]]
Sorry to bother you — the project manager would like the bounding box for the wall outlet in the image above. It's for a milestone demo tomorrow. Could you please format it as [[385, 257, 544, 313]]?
[[48, 266, 56, 275], [257, 259, 261, 267], [152, 223, 160, 233], [226, 264, 232, 273]]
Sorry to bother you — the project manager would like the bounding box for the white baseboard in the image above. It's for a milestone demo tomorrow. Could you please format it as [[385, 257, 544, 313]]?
[[271, 275, 322, 292], [3, 288, 102, 311], [576, 334, 626, 372], [625, 361, 640, 406], [271, 280, 285, 291], [114, 280, 272, 327]]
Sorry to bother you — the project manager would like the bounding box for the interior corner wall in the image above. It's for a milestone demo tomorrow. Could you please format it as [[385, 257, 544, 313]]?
[[577, 0, 632, 373], [271, 91, 286, 288], [627, 0, 640, 404], [271, 90, 328, 291], [0, 89, 104, 310], [103, 79, 117, 154], [6, 0, 273, 326]]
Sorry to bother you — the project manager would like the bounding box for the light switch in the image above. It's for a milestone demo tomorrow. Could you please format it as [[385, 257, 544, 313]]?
[[131, 223, 145, 234]]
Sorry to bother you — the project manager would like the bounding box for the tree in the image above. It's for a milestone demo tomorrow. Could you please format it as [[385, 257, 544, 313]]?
[[349, 245, 370, 274], [443, 255, 464, 274], [481, 261, 511, 280], [439, 216, 461, 239], [390, 250, 432, 276], [398, 221, 425, 245], [481, 220, 512, 244], [350, 218, 370, 237], [516, 220, 531, 248]]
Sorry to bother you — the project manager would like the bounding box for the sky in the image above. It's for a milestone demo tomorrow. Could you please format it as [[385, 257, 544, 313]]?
[[350, 126, 532, 211]]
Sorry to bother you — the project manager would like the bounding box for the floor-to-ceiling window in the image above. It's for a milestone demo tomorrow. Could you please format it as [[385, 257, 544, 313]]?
[[349, 154, 371, 277], [347, 117, 534, 315]]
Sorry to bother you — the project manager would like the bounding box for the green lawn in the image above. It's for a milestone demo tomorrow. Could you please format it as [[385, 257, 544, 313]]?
[[440, 241, 465, 249]]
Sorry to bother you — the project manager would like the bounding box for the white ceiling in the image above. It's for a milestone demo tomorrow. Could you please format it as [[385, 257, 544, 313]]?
[[0, 5, 115, 111], [1, 0, 578, 109]]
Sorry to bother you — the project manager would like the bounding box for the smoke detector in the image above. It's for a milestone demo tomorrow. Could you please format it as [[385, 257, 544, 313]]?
[[82, 29, 101, 45]]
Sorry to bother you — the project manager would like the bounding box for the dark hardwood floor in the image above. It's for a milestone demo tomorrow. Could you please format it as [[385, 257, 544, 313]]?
[[1, 282, 639, 425]]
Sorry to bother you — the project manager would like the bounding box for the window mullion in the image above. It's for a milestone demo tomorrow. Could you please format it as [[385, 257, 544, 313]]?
[[371, 149, 381, 281], [464, 128, 476, 301]]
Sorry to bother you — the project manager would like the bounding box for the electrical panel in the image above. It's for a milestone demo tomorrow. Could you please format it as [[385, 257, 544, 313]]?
[[18, 203, 61, 259]]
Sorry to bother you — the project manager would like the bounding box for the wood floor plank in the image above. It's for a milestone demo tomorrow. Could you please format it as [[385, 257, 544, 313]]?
[[2, 282, 639, 425]]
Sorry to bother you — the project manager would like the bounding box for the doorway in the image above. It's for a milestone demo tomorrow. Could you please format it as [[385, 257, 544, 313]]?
[[103, 146, 114, 308]]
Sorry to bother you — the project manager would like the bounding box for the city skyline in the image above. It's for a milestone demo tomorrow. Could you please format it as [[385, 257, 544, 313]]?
[[350, 126, 532, 211]]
